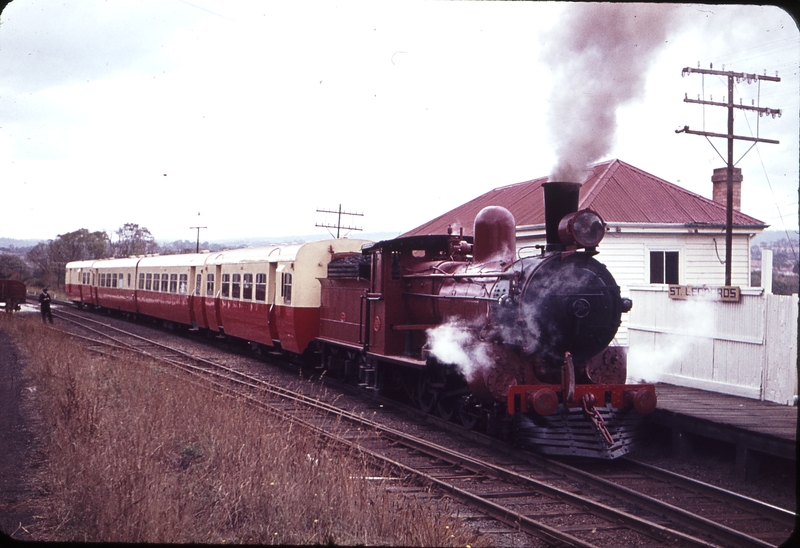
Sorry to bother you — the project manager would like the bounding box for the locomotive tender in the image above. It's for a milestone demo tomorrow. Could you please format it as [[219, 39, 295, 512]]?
[[65, 182, 656, 458]]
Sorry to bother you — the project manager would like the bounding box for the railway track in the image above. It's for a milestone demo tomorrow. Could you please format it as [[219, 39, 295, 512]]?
[[49, 306, 796, 547]]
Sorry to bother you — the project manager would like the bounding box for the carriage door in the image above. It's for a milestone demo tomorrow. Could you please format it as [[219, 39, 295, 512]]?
[[213, 264, 224, 331], [188, 267, 199, 328], [268, 262, 278, 339]]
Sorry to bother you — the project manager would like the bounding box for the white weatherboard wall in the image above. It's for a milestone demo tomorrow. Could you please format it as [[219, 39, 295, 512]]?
[[626, 285, 798, 405]]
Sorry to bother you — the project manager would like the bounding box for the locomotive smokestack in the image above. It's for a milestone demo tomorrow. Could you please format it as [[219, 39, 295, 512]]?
[[543, 182, 581, 251]]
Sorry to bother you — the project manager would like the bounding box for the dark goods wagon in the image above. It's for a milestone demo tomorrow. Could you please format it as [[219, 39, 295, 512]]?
[[319, 182, 656, 459], [0, 279, 26, 312]]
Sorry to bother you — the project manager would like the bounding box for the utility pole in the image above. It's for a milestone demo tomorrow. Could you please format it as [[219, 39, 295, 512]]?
[[676, 65, 781, 286], [315, 204, 363, 238], [190, 226, 207, 253]]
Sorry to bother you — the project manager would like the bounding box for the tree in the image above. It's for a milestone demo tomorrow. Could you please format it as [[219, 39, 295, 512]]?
[[0, 254, 31, 281], [26, 229, 109, 289], [112, 223, 158, 257]]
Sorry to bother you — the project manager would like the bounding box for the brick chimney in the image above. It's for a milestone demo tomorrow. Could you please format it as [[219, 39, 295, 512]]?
[[711, 167, 742, 211]]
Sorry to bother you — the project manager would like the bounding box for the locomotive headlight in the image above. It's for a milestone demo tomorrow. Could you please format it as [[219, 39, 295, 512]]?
[[558, 209, 605, 248]]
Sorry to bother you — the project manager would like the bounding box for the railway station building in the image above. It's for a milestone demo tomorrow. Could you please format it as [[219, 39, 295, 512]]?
[[403, 158, 766, 294], [403, 159, 797, 405]]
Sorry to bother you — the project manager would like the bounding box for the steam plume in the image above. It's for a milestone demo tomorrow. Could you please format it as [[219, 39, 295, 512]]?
[[426, 320, 493, 380], [542, 4, 677, 182]]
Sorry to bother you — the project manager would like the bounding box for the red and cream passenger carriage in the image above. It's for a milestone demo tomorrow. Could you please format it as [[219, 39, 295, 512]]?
[[64, 239, 369, 353]]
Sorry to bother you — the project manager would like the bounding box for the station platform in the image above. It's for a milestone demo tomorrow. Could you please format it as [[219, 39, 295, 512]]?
[[649, 383, 797, 480]]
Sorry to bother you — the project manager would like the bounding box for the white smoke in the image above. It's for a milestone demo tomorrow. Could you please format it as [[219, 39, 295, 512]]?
[[426, 320, 494, 381], [626, 298, 717, 383], [542, 4, 677, 182]]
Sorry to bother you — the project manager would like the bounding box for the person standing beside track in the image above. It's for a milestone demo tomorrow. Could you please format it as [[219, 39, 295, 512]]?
[[39, 288, 53, 324]]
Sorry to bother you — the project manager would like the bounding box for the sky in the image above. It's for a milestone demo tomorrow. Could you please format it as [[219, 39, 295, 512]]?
[[1, 1, 798, 243]]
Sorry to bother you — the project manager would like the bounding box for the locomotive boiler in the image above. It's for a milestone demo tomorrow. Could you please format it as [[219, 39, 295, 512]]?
[[320, 182, 656, 458]]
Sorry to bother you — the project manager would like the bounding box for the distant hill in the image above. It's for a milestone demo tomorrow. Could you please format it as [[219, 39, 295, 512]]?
[[0, 237, 43, 249], [166, 231, 403, 249], [752, 229, 800, 246]]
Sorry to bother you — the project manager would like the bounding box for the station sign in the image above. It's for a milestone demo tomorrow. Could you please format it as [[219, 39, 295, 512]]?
[[668, 285, 741, 302]]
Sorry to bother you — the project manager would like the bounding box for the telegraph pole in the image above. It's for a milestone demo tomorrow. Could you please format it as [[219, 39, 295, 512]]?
[[190, 226, 207, 253], [676, 65, 781, 286], [315, 204, 363, 238]]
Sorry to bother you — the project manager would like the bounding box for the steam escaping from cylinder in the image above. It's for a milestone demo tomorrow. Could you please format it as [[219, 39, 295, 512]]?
[[426, 320, 494, 381], [542, 4, 677, 182]]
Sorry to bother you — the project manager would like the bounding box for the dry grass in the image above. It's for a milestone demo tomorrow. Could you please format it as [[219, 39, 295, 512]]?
[[2, 314, 485, 545]]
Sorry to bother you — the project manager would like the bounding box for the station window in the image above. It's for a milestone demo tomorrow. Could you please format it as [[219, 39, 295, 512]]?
[[153, 273, 160, 292], [650, 251, 679, 284], [206, 273, 215, 297], [221, 274, 230, 298], [139, 273, 145, 290], [232, 273, 241, 299], [255, 273, 266, 302], [145, 273, 152, 291], [170, 274, 178, 293], [179, 274, 188, 294], [282, 272, 292, 304], [243, 273, 253, 300]]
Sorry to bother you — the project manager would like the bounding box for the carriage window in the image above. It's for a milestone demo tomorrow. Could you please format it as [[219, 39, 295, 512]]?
[[243, 273, 253, 300], [152, 273, 160, 292], [255, 273, 266, 302], [169, 274, 178, 293], [195, 274, 202, 296], [139, 273, 145, 289], [127, 274, 131, 288], [282, 272, 292, 304], [232, 273, 241, 299], [650, 251, 679, 284], [206, 274, 215, 297], [112, 273, 118, 288], [98, 273, 104, 287], [179, 274, 188, 294], [161, 275, 169, 292], [221, 273, 230, 298], [145, 273, 152, 290]]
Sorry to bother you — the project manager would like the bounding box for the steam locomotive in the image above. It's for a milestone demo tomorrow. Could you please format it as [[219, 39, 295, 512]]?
[[66, 182, 655, 459], [320, 182, 655, 458]]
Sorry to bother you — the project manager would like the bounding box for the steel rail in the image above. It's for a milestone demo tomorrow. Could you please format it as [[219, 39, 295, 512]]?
[[534, 457, 783, 548]]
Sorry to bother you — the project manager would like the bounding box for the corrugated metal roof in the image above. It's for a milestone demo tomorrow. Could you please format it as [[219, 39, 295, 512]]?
[[402, 159, 766, 237]]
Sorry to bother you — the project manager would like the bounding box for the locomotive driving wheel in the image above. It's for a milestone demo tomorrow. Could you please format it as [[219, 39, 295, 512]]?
[[458, 395, 482, 430], [413, 374, 439, 414], [436, 397, 457, 421]]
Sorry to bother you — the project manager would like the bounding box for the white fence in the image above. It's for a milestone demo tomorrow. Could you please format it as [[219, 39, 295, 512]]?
[[626, 285, 798, 405]]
